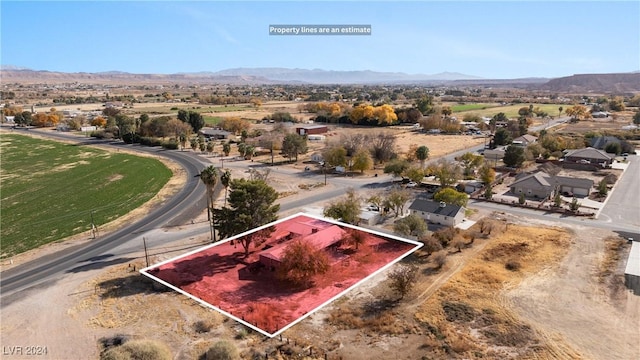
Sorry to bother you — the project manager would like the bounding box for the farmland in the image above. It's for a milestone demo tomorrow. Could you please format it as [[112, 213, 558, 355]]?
[[455, 103, 565, 119], [0, 133, 172, 258]]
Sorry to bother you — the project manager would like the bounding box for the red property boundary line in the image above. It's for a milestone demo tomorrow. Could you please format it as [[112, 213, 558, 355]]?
[[139, 212, 423, 338]]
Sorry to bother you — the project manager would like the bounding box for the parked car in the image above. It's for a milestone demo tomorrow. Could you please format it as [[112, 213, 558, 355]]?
[[406, 181, 418, 188]]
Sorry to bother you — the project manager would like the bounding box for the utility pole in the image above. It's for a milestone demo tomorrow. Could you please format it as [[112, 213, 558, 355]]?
[[90, 210, 97, 239], [142, 237, 149, 267]]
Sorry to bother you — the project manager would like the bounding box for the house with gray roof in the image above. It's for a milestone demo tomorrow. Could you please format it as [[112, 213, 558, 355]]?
[[512, 134, 538, 147], [590, 136, 620, 150], [564, 147, 614, 167], [408, 199, 465, 227], [510, 171, 594, 198], [199, 127, 233, 140]]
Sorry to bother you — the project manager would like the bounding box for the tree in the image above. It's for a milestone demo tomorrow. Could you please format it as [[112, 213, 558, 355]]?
[[415, 145, 429, 168], [219, 117, 250, 134], [434, 188, 468, 207], [384, 159, 410, 178], [457, 152, 483, 178], [222, 142, 231, 156], [187, 111, 205, 133], [597, 179, 608, 197], [221, 169, 232, 206], [503, 145, 526, 168], [323, 145, 347, 167], [415, 95, 434, 115], [604, 142, 622, 155], [518, 192, 526, 204], [387, 264, 418, 300], [565, 105, 591, 121], [403, 166, 425, 183], [323, 189, 361, 224], [342, 228, 366, 250], [492, 127, 512, 147], [370, 132, 397, 164], [558, 106, 563, 118], [277, 239, 330, 287], [383, 187, 411, 217], [393, 214, 428, 238], [351, 148, 373, 173], [200, 166, 219, 242], [428, 159, 462, 188], [484, 185, 493, 200], [281, 133, 308, 161], [441, 106, 452, 118], [452, 238, 466, 253], [569, 197, 580, 212], [214, 179, 280, 256], [479, 163, 495, 185], [177, 109, 189, 122], [432, 250, 447, 269], [633, 111, 640, 125], [421, 236, 443, 255]]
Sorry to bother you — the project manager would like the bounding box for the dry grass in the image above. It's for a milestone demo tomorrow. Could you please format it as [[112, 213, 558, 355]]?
[[414, 225, 573, 358]]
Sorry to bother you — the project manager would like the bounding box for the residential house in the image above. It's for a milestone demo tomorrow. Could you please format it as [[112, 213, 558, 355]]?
[[310, 152, 324, 163], [408, 199, 465, 227], [590, 136, 620, 150], [258, 224, 345, 269], [199, 127, 232, 140], [512, 134, 538, 147], [509, 171, 594, 198], [564, 147, 615, 167]]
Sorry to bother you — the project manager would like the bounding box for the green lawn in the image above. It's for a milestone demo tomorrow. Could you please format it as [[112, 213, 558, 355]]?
[[446, 103, 501, 113], [0, 134, 172, 258], [203, 115, 223, 126], [455, 103, 565, 119]]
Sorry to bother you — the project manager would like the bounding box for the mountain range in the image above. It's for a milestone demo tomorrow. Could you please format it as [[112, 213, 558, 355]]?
[[1, 66, 639, 92]]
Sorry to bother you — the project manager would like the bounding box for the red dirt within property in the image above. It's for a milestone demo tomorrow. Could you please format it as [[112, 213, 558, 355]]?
[[148, 215, 417, 334]]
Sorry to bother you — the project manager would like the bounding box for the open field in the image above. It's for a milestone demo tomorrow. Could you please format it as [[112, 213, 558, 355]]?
[[456, 103, 566, 119], [445, 102, 501, 113], [0, 133, 172, 258]]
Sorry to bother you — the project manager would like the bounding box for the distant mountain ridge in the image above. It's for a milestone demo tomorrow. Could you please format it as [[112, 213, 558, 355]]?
[[1, 66, 638, 92], [537, 73, 640, 93], [209, 67, 482, 83]]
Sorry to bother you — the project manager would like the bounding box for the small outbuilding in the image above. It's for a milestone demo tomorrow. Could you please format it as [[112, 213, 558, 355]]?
[[625, 241, 640, 295], [296, 125, 328, 136]]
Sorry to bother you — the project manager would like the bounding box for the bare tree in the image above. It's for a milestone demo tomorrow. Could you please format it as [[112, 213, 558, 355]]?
[[387, 264, 418, 300]]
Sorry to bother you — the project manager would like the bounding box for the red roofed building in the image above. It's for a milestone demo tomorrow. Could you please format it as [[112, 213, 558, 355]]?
[[259, 225, 346, 268]]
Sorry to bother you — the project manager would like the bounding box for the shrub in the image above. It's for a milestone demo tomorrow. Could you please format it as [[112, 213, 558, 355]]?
[[204, 341, 239, 360], [432, 250, 447, 269], [162, 140, 179, 149], [421, 236, 443, 255], [505, 260, 521, 271], [193, 319, 214, 333], [100, 340, 172, 360]]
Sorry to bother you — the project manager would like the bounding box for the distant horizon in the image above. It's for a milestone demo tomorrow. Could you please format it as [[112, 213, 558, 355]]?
[[1, 1, 638, 79], [2, 65, 638, 81]]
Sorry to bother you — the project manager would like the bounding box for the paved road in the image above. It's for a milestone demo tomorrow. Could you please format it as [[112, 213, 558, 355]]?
[[0, 129, 216, 304], [597, 154, 640, 229]]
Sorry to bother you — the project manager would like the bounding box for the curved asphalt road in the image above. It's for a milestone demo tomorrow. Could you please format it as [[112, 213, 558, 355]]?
[[0, 129, 216, 303]]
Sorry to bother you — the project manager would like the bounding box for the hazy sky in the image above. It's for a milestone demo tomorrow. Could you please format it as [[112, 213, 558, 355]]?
[[1, 1, 638, 79]]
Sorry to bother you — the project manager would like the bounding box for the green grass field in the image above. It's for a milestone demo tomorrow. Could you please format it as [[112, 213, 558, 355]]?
[[0, 134, 172, 258], [137, 104, 252, 115], [446, 103, 501, 113], [203, 115, 223, 126], [455, 103, 564, 119]]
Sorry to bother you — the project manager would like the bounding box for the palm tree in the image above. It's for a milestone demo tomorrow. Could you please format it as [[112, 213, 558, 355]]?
[[200, 165, 218, 242], [221, 169, 232, 206]]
